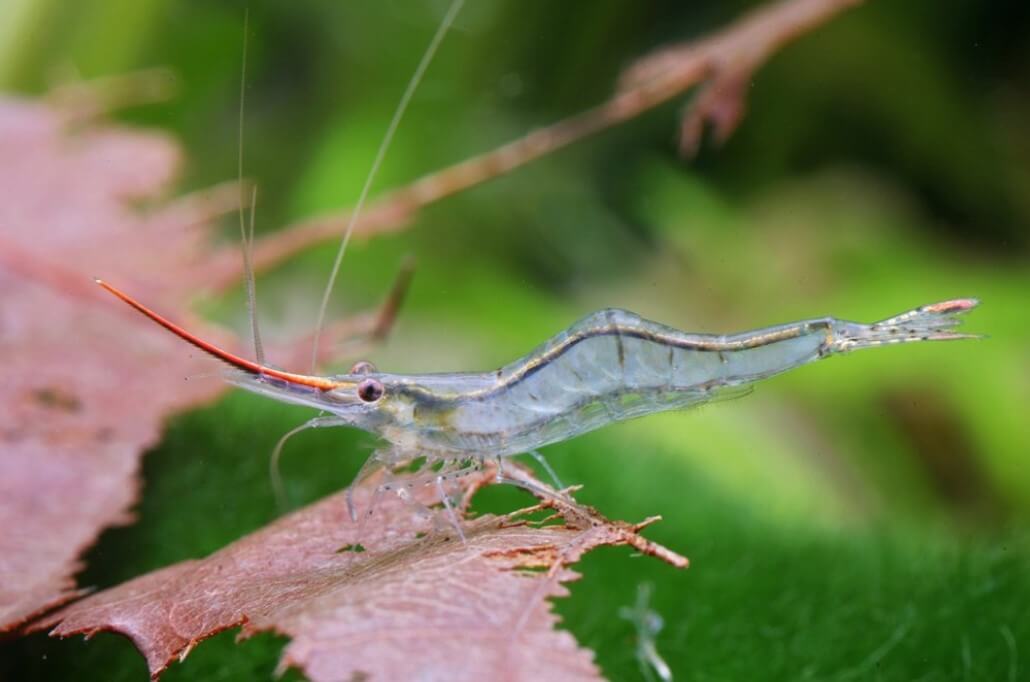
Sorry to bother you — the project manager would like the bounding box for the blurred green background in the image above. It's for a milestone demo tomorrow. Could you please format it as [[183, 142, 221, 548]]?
[[3, 1, 1029, 680]]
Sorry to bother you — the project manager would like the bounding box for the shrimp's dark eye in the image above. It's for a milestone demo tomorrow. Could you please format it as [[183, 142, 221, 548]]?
[[357, 378, 384, 402], [350, 361, 377, 375]]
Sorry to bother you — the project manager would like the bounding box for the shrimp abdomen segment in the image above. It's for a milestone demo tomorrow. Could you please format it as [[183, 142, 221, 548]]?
[[440, 300, 978, 454], [444, 309, 830, 453]]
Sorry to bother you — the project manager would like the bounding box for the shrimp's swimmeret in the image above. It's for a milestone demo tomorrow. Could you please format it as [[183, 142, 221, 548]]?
[[96, 279, 979, 471]]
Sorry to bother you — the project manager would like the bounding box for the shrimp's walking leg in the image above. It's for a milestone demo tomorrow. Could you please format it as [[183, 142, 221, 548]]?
[[346, 451, 391, 522], [355, 458, 480, 546], [525, 450, 563, 489], [436, 475, 467, 544], [352, 479, 387, 552], [271, 415, 345, 512], [351, 463, 416, 552]]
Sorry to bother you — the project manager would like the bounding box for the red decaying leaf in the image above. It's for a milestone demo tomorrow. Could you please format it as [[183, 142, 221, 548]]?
[[0, 96, 246, 632], [0, 92, 403, 633], [41, 468, 686, 681]]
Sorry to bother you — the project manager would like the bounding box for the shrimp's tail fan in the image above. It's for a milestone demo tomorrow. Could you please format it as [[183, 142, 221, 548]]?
[[832, 298, 982, 352]]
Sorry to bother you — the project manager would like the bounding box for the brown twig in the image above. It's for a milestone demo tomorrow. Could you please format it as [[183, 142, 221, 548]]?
[[369, 254, 416, 342], [47, 67, 178, 124], [206, 0, 860, 287], [269, 256, 418, 371], [620, 0, 864, 155]]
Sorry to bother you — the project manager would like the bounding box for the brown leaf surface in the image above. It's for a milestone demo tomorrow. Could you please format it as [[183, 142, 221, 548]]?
[[0, 93, 402, 633], [0, 96, 244, 632], [42, 468, 686, 681]]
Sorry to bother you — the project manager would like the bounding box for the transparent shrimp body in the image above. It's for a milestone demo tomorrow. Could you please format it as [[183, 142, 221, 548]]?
[[224, 299, 980, 460], [96, 279, 979, 520]]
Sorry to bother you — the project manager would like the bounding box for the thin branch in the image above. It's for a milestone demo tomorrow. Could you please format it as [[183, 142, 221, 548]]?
[[621, 0, 865, 155], [207, 0, 861, 289], [47, 67, 177, 123]]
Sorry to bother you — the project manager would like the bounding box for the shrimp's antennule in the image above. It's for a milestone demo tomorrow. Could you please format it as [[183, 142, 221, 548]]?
[[94, 279, 343, 391]]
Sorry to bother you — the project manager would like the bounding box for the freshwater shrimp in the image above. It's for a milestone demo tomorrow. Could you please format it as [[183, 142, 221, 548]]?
[[101, 3, 982, 536], [95, 278, 980, 530]]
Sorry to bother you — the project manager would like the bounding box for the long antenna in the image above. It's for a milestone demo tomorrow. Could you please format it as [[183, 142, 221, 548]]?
[[95, 279, 344, 391], [239, 7, 265, 364], [309, 0, 465, 372]]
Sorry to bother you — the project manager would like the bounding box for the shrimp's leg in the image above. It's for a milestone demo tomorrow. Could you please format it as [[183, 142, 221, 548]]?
[[524, 450, 563, 490], [436, 475, 467, 544], [351, 462, 419, 552], [352, 479, 387, 552], [346, 451, 389, 522], [355, 457, 480, 546], [270, 415, 345, 512]]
